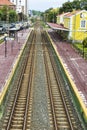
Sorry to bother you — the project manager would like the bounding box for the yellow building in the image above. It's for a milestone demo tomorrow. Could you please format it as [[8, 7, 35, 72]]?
[[57, 10, 87, 42]]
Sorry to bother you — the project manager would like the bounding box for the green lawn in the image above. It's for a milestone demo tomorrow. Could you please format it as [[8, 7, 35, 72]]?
[[74, 43, 87, 51], [73, 43, 87, 59]]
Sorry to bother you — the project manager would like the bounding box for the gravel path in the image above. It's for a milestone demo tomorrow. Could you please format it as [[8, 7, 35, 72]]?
[[30, 29, 50, 130]]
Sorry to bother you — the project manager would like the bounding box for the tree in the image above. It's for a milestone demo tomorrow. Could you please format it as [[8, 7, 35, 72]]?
[[31, 10, 42, 16], [43, 8, 59, 23], [59, 0, 81, 14], [0, 5, 18, 23], [0, 10, 3, 21], [1, 5, 8, 21], [72, 1, 81, 10], [80, 0, 87, 10], [59, 2, 73, 14], [9, 10, 17, 23]]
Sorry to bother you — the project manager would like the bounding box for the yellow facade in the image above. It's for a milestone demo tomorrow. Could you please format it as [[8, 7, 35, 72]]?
[[72, 11, 87, 41], [57, 10, 87, 41], [56, 16, 60, 24], [63, 17, 70, 29]]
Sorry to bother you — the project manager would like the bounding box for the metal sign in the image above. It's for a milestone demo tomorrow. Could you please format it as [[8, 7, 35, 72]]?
[[6, 37, 14, 41]]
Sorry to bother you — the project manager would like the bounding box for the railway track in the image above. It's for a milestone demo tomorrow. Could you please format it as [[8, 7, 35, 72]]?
[[42, 31, 83, 130], [1, 25, 83, 130], [1, 30, 36, 130]]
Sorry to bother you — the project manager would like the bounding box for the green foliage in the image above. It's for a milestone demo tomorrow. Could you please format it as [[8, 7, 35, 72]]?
[[73, 42, 87, 59], [61, 2, 73, 13], [0, 5, 18, 22], [9, 10, 17, 23], [59, 0, 87, 14], [30, 17, 36, 23], [1, 5, 8, 21], [0, 5, 29, 22], [82, 37, 87, 47], [42, 8, 59, 23], [80, 0, 87, 10], [0, 38, 4, 44], [0, 10, 3, 19], [31, 10, 42, 16], [72, 0, 81, 10]]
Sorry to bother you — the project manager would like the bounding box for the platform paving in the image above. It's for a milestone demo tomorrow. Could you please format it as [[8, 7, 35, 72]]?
[[49, 30, 87, 108], [0, 29, 30, 94]]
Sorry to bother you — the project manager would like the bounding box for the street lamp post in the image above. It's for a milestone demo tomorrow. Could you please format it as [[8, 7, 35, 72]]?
[[83, 42, 84, 58], [7, 7, 9, 37], [4, 34, 7, 57], [83, 31, 87, 58], [10, 31, 15, 53]]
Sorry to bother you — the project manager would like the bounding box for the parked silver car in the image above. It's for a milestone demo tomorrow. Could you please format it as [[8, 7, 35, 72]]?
[[0, 25, 7, 34]]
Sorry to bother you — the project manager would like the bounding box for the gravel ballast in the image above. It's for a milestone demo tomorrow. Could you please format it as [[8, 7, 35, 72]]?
[[30, 29, 50, 130]]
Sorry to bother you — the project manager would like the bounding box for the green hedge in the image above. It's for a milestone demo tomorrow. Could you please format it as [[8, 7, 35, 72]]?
[[73, 43, 87, 59]]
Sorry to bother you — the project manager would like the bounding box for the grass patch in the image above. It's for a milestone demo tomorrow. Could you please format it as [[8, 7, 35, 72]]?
[[0, 109, 3, 119], [74, 43, 87, 52], [73, 43, 87, 59], [0, 35, 4, 44], [40, 21, 50, 29], [0, 39, 4, 44]]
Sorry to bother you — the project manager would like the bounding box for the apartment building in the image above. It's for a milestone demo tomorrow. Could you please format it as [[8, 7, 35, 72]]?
[[10, 0, 27, 15], [0, 0, 15, 10]]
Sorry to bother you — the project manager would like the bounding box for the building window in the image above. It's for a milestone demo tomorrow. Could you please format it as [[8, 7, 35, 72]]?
[[81, 20, 86, 28]]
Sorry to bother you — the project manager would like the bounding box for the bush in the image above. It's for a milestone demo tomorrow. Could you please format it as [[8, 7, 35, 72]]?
[[0, 39, 4, 44], [82, 37, 87, 47]]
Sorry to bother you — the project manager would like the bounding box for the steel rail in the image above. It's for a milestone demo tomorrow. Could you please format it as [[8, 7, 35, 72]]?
[[6, 31, 35, 130], [6, 52, 29, 130], [44, 51, 58, 130], [42, 31, 75, 130], [42, 33, 58, 130], [23, 33, 36, 130], [47, 40, 74, 130]]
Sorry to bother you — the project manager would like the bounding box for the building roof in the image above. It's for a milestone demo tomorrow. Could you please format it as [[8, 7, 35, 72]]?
[[57, 12, 70, 17], [64, 10, 87, 18], [57, 10, 87, 18], [0, 0, 14, 6], [47, 22, 69, 31], [64, 10, 81, 17]]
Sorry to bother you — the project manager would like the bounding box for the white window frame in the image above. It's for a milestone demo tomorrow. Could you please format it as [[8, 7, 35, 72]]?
[[80, 20, 86, 28]]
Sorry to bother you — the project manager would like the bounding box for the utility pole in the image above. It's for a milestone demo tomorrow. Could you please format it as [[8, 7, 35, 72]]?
[[25, 0, 27, 15], [4, 34, 7, 57], [7, 6, 9, 36], [16, 0, 17, 9]]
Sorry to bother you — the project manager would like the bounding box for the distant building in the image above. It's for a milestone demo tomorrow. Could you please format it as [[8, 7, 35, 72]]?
[[28, 10, 33, 17], [10, 0, 27, 15], [0, 0, 15, 10]]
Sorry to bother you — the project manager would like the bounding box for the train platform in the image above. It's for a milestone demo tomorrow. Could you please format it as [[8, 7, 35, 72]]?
[[48, 30, 87, 109], [0, 29, 31, 104]]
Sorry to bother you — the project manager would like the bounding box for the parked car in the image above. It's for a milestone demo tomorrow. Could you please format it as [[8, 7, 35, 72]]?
[[9, 22, 22, 31], [0, 25, 7, 34], [23, 21, 29, 29]]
